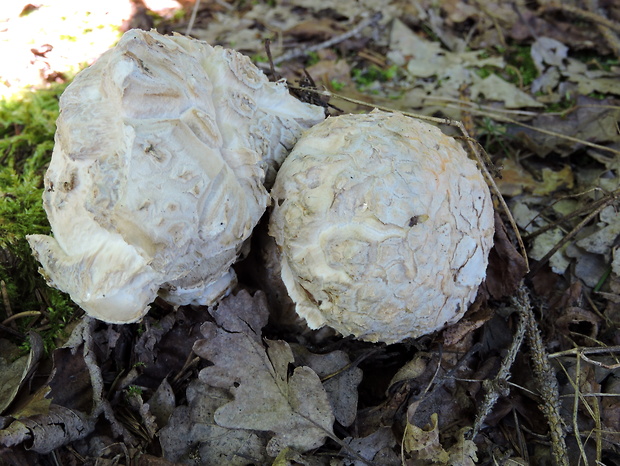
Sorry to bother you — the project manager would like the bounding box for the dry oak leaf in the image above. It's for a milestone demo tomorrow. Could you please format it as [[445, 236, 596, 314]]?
[[193, 290, 335, 455]]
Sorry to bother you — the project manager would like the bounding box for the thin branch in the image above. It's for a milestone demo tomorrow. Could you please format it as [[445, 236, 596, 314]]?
[[527, 191, 619, 277], [471, 310, 526, 439], [185, 0, 201, 36], [273, 12, 383, 65], [515, 284, 568, 466]]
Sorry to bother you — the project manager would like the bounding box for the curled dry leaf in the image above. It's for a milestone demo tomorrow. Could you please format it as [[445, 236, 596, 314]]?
[[341, 427, 400, 466], [192, 290, 335, 455], [0, 332, 45, 415], [485, 212, 528, 300], [0, 404, 96, 454], [26, 29, 325, 324]]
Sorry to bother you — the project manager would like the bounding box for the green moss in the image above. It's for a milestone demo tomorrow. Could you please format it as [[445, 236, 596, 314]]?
[[0, 82, 77, 352], [251, 54, 269, 63], [330, 79, 346, 91], [306, 51, 320, 66], [505, 44, 538, 87], [545, 92, 577, 113], [351, 64, 401, 90], [0, 84, 67, 172]]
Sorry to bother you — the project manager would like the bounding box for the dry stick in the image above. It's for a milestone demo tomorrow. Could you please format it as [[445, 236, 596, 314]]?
[[586, 0, 620, 59], [1, 310, 41, 325], [1, 279, 13, 322], [288, 87, 530, 271], [185, 0, 201, 36], [515, 284, 568, 466], [550, 345, 620, 370], [572, 356, 593, 464], [471, 310, 526, 439], [433, 99, 620, 157], [421, 95, 620, 157], [527, 191, 619, 277], [521, 188, 610, 241], [541, 2, 620, 58], [541, 2, 620, 33], [273, 12, 383, 65]]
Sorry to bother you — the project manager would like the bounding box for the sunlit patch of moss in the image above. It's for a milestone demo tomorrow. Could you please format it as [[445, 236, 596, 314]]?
[[352, 64, 401, 91], [147, 8, 187, 28], [0, 83, 68, 172], [545, 92, 577, 113], [0, 82, 78, 353], [330, 79, 346, 91], [306, 51, 320, 66], [505, 44, 538, 87], [251, 54, 269, 63]]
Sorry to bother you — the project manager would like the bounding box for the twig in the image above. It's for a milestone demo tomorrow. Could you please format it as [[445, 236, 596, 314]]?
[[422, 96, 620, 157], [550, 345, 620, 359], [540, 2, 620, 58], [521, 188, 608, 240], [1, 280, 14, 325], [527, 190, 619, 277], [471, 310, 526, 438], [273, 12, 383, 65], [185, 0, 201, 36], [515, 284, 568, 466], [540, 2, 620, 33], [1, 310, 41, 325]]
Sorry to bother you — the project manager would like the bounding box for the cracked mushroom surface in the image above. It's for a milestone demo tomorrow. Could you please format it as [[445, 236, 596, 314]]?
[[268, 111, 495, 344], [26, 29, 325, 324]]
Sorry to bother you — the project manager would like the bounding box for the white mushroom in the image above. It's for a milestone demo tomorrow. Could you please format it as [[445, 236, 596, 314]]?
[[268, 111, 495, 344], [27, 29, 325, 323]]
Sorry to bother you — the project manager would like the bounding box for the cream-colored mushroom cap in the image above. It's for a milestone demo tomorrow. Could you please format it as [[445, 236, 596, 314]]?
[[27, 29, 324, 324], [269, 111, 494, 344]]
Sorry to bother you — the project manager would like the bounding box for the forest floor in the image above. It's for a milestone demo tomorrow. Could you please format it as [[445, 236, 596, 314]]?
[[0, 1, 619, 465]]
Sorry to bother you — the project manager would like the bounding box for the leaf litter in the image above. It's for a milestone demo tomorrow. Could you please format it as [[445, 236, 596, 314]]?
[[1, 0, 620, 464]]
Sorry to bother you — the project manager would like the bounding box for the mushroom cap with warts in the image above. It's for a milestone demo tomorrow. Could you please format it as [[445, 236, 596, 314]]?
[[268, 110, 494, 344]]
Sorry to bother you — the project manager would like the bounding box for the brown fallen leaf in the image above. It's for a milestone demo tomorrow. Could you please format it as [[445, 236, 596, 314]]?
[[291, 344, 363, 427], [340, 426, 400, 466], [403, 408, 450, 463], [284, 18, 345, 42], [159, 380, 269, 465], [0, 332, 45, 416], [507, 96, 620, 157], [192, 290, 335, 455], [0, 405, 96, 454], [485, 212, 529, 300]]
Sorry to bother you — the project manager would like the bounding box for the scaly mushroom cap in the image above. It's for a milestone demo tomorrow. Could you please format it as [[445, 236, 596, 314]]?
[[27, 29, 324, 323], [269, 111, 494, 344]]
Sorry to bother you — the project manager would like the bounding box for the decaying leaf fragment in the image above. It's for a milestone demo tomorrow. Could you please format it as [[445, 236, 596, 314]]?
[[26, 29, 325, 323], [291, 345, 363, 427], [159, 380, 269, 465], [192, 290, 335, 455]]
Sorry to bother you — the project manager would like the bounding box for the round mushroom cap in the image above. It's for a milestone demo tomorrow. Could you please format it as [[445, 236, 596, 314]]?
[[27, 29, 324, 323], [268, 111, 495, 344]]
